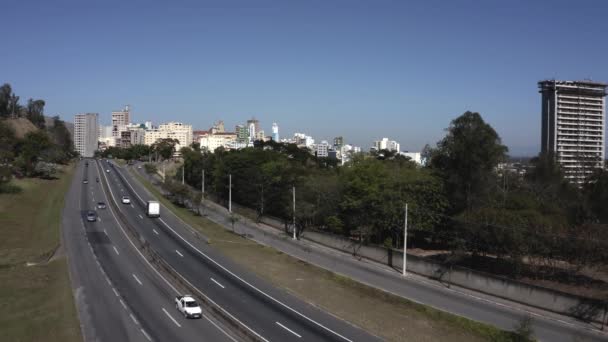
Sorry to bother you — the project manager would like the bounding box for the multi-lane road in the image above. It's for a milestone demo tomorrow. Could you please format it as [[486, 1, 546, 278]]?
[[63, 159, 379, 342]]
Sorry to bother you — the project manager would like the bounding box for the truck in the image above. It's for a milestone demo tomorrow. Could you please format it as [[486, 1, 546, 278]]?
[[147, 200, 160, 218], [175, 295, 202, 319]]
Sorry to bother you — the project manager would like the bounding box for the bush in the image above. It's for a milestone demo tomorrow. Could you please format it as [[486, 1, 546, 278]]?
[[144, 163, 157, 174], [0, 183, 21, 194]]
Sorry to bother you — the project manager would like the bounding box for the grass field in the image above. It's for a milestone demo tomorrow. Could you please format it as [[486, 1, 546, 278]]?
[[0, 164, 81, 342], [133, 169, 527, 342]]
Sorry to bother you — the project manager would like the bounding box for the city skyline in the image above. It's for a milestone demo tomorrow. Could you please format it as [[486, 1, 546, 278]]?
[[4, 0, 608, 156]]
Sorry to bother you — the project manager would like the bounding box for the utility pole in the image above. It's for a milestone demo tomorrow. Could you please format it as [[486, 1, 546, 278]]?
[[403, 203, 408, 276], [292, 186, 296, 240], [202, 169, 205, 195], [182, 165, 185, 185], [229, 174, 232, 213], [163, 163, 166, 182]]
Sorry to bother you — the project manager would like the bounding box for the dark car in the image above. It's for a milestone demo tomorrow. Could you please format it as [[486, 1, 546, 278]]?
[[97, 202, 106, 209], [83, 179, 88, 184], [96, 177, 99, 183], [86, 211, 97, 222]]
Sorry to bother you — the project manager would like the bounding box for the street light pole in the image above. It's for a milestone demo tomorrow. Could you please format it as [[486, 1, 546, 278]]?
[[229, 174, 232, 213], [182, 165, 185, 185], [292, 186, 296, 240], [163, 163, 166, 182], [403, 203, 408, 276], [202, 169, 205, 195]]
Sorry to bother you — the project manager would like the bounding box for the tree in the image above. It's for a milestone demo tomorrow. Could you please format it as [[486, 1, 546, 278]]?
[[152, 138, 177, 160], [26, 99, 46, 128], [584, 169, 608, 223], [430, 111, 508, 213], [14, 131, 52, 176]]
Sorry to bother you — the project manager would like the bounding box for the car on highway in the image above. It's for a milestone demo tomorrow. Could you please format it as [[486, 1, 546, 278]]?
[[86, 211, 97, 222], [175, 295, 202, 319], [106, 169, 110, 173], [96, 177, 99, 183], [83, 179, 88, 184], [97, 202, 106, 209], [121, 196, 131, 204]]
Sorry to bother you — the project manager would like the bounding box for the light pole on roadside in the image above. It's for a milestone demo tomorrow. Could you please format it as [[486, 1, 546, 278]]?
[[201, 169, 205, 195], [182, 165, 185, 185], [292, 186, 296, 240], [403, 203, 408, 277], [228, 173, 232, 213]]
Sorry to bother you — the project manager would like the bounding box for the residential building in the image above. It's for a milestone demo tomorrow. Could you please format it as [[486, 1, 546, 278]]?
[[333, 136, 344, 149], [235, 125, 249, 143], [246, 118, 260, 135], [293, 133, 315, 148], [272, 122, 279, 141], [315, 140, 330, 158], [212, 120, 225, 133], [144, 121, 153, 130], [120, 126, 145, 148], [400, 152, 423, 165], [199, 131, 237, 152], [144, 122, 193, 151], [373, 137, 400, 153], [74, 113, 99, 157], [539, 80, 607, 184], [111, 105, 130, 138]]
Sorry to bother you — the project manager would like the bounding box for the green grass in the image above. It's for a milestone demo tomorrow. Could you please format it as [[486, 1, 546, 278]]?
[[0, 164, 82, 342], [133, 169, 529, 342]]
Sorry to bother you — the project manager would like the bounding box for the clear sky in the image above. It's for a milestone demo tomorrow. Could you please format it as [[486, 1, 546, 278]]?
[[3, 0, 607, 156]]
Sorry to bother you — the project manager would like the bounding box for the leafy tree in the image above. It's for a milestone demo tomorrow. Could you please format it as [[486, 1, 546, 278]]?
[[14, 131, 52, 176], [0, 84, 20, 118], [25, 99, 46, 128], [152, 138, 177, 160], [584, 169, 608, 223], [430, 111, 508, 213]]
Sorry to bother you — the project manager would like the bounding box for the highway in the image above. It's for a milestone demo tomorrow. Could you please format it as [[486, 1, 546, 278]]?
[[63, 160, 238, 342], [98, 159, 380, 342], [131, 163, 608, 342]]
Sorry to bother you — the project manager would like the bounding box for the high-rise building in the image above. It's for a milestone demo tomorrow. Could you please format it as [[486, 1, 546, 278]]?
[[246, 118, 260, 134], [248, 122, 256, 144], [333, 136, 344, 149], [74, 113, 99, 157], [112, 105, 130, 138], [539, 80, 607, 184], [315, 140, 330, 158], [235, 125, 249, 143], [272, 122, 279, 141]]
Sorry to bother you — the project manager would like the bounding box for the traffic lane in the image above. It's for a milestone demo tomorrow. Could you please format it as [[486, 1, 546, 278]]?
[[108, 162, 380, 342], [124, 162, 381, 342], [129, 162, 608, 342], [92, 160, 237, 342], [65, 161, 148, 342]]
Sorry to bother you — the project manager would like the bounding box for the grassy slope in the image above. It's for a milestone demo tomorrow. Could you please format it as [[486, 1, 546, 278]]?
[[0, 165, 81, 342], [133, 169, 525, 342]]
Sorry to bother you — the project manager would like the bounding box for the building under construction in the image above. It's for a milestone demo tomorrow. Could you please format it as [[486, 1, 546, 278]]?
[[539, 80, 607, 184]]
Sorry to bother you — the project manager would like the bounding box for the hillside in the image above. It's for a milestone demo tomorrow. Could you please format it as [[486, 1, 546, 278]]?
[[4, 118, 39, 139]]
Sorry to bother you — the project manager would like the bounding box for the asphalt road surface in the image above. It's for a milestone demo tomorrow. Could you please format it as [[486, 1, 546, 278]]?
[[63, 161, 238, 342], [98, 159, 380, 342]]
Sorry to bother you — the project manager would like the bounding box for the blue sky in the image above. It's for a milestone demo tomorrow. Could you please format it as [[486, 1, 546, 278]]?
[[2, 0, 607, 156]]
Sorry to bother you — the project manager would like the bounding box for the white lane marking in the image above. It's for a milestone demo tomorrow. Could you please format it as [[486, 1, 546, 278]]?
[[112, 288, 119, 297], [210, 278, 225, 289], [117, 169, 272, 342], [120, 299, 127, 310], [162, 308, 181, 327], [276, 322, 302, 338], [131, 204, 134, 208], [98, 217, 102, 222], [140, 329, 152, 341], [96, 162, 180, 296], [132, 274, 143, 286], [203, 314, 238, 342], [175, 250, 184, 257], [153, 229, 159, 235], [139, 214, 143, 219], [130, 313, 139, 325], [104, 229, 108, 236], [113, 246, 119, 255]]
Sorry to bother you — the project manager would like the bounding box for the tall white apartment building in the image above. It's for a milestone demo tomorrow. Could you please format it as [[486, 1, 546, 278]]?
[[539, 80, 607, 184], [112, 105, 130, 138], [199, 132, 237, 152], [74, 113, 99, 157], [144, 122, 193, 151], [315, 140, 330, 158]]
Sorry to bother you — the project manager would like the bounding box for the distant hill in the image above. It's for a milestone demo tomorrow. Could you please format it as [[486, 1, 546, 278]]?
[[4, 117, 39, 138]]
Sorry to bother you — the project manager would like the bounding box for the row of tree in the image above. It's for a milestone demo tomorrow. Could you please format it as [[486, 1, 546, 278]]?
[[0, 83, 75, 191], [114, 110, 608, 282]]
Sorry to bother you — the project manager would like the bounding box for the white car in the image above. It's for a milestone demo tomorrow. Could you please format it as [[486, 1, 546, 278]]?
[[106, 169, 110, 173], [121, 196, 131, 204], [175, 295, 202, 319]]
